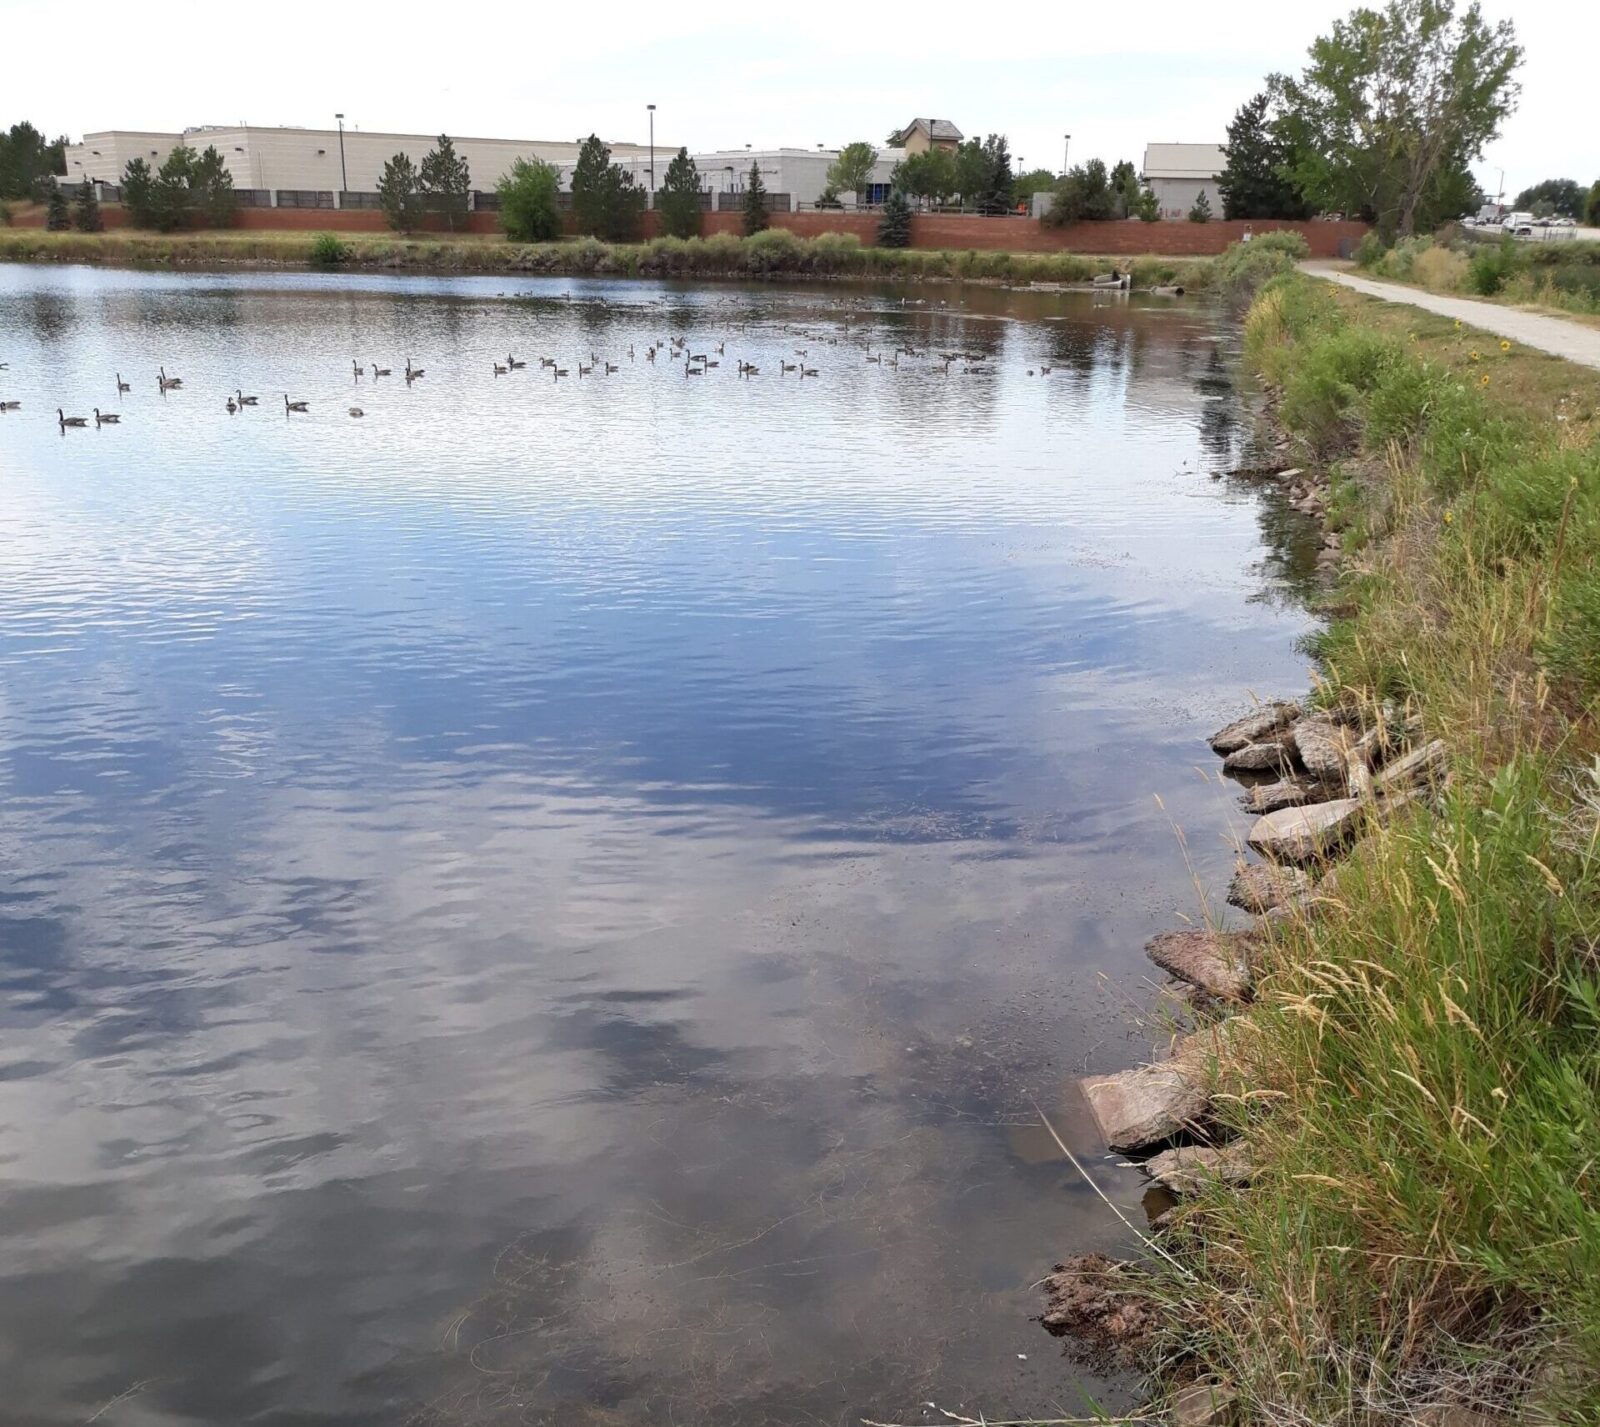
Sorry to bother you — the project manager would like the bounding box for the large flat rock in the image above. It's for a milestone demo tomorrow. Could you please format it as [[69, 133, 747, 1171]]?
[[1208, 702, 1300, 755], [1247, 797, 1366, 864], [1145, 930, 1254, 1001], [1241, 776, 1328, 814], [1288, 716, 1356, 784], [1226, 862, 1311, 913], [1080, 1060, 1211, 1153], [1374, 737, 1447, 792], [1221, 739, 1296, 776], [1143, 1142, 1254, 1194]]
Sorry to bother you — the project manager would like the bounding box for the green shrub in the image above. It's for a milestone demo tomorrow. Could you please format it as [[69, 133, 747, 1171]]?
[[1354, 231, 1387, 268], [309, 232, 349, 265], [744, 227, 803, 272], [1278, 326, 1398, 449], [1468, 238, 1518, 295], [497, 158, 562, 243]]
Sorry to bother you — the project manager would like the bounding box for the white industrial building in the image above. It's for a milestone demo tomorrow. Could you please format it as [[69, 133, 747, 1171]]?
[[64, 125, 670, 196], [687, 147, 904, 208], [1141, 143, 1227, 220], [65, 125, 911, 210]]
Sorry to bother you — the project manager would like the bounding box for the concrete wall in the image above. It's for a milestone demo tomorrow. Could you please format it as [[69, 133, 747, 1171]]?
[[65, 131, 183, 185], [689, 149, 904, 208]]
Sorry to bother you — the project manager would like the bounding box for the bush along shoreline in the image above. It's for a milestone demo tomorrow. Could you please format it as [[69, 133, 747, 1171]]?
[[1046, 271, 1600, 1424], [0, 226, 1214, 291]]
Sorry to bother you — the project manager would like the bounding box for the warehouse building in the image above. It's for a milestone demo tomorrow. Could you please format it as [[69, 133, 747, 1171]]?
[[687, 146, 904, 209], [1141, 143, 1227, 220], [64, 125, 669, 197]]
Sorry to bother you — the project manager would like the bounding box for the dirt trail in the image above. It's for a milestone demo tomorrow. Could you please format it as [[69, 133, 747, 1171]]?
[[1301, 261, 1600, 372]]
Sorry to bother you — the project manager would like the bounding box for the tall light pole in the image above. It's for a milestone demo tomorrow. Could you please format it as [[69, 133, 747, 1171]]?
[[335, 113, 348, 194], [1063, 133, 1071, 176], [647, 103, 656, 194]]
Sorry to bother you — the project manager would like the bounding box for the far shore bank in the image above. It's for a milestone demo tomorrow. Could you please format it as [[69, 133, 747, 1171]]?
[[0, 226, 1220, 290]]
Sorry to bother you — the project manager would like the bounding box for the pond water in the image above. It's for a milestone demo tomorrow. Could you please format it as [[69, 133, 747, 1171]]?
[[0, 265, 1315, 1426]]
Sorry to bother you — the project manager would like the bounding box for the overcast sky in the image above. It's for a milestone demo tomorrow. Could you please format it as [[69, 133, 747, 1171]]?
[[5, 0, 1589, 200]]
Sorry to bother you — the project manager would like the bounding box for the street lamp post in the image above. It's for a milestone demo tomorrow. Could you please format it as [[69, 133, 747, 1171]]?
[[1063, 133, 1071, 176], [647, 104, 656, 194], [335, 113, 348, 194]]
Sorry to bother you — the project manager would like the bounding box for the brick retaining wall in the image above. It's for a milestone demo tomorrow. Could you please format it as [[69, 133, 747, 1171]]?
[[9, 201, 1367, 258]]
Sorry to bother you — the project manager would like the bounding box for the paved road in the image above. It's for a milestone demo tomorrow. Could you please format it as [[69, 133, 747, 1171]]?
[[1301, 261, 1600, 373]]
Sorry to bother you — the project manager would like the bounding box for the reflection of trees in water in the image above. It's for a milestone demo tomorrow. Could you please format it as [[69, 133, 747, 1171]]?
[[1197, 347, 1238, 465]]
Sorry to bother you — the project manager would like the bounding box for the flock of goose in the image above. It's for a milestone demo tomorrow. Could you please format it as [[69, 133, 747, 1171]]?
[[2, 314, 1060, 432]]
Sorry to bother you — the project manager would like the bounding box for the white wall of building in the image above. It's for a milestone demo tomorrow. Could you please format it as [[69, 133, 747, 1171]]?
[[687, 147, 904, 208], [64, 126, 670, 193]]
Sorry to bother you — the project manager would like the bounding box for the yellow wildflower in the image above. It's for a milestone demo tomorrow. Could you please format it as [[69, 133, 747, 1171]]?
[[1469, 350, 1480, 362], [1444, 510, 1454, 525], [1499, 339, 1512, 352], [1480, 374, 1490, 387]]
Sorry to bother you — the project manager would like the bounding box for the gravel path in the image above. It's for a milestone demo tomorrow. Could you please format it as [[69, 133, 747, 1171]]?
[[1301, 261, 1600, 372]]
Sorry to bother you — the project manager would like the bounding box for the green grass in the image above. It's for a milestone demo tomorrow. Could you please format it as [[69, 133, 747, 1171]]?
[[1132, 272, 1600, 1424], [0, 224, 1216, 290]]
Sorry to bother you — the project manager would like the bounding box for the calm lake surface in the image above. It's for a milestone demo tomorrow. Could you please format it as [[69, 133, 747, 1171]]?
[[0, 264, 1315, 1426]]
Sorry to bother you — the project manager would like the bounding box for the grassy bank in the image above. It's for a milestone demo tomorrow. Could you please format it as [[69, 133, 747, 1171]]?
[[0, 224, 1214, 289], [1134, 275, 1600, 1422], [1357, 230, 1600, 328]]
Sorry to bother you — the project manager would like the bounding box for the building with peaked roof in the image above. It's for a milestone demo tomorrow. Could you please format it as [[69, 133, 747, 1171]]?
[[1141, 143, 1227, 220], [888, 119, 964, 156]]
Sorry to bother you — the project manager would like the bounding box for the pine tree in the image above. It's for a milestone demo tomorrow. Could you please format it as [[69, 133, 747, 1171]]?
[[877, 190, 912, 247], [73, 180, 102, 232], [45, 185, 69, 230], [378, 153, 425, 234], [191, 145, 236, 228], [420, 135, 471, 232], [570, 135, 612, 237], [1135, 184, 1160, 222], [151, 144, 197, 232], [1217, 91, 1309, 220], [121, 158, 157, 228], [742, 162, 769, 236], [1188, 189, 1213, 223], [657, 148, 702, 239]]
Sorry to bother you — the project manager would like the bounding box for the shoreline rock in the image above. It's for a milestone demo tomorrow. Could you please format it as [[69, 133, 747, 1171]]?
[[1145, 930, 1255, 1002], [1208, 702, 1300, 755]]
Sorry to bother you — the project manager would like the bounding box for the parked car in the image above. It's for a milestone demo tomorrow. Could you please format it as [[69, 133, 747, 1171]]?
[[1502, 211, 1536, 236]]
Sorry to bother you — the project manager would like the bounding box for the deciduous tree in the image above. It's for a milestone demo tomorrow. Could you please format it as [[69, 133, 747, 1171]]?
[[1273, 0, 1522, 237], [420, 134, 471, 232], [656, 148, 702, 239], [497, 157, 562, 242], [1512, 178, 1583, 220], [826, 142, 877, 204], [891, 148, 956, 207]]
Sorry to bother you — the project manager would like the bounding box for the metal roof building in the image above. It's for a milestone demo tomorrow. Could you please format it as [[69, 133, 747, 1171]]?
[[1141, 143, 1226, 220]]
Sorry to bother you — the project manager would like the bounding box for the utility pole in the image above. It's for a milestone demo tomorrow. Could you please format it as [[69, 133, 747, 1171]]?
[[335, 113, 348, 194], [1063, 133, 1071, 176], [648, 103, 656, 194]]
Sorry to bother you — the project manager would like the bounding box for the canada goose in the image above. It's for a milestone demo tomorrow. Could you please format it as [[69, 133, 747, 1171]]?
[[780, 361, 796, 373], [865, 353, 881, 364], [740, 363, 759, 377], [348, 407, 365, 418], [158, 367, 182, 391], [404, 361, 424, 380], [604, 362, 618, 374], [684, 363, 702, 377], [0, 400, 20, 412], [1040, 365, 1053, 375], [578, 363, 593, 377], [371, 363, 392, 377], [794, 348, 807, 357], [236, 389, 258, 406], [646, 346, 657, 362], [493, 362, 509, 376], [93, 408, 120, 425], [284, 394, 309, 412], [58, 408, 88, 427], [507, 355, 526, 369], [715, 341, 725, 354], [353, 360, 364, 377], [799, 367, 818, 378], [553, 367, 568, 379], [628, 344, 635, 361], [226, 398, 238, 413], [115, 373, 131, 393], [704, 360, 719, 369]]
